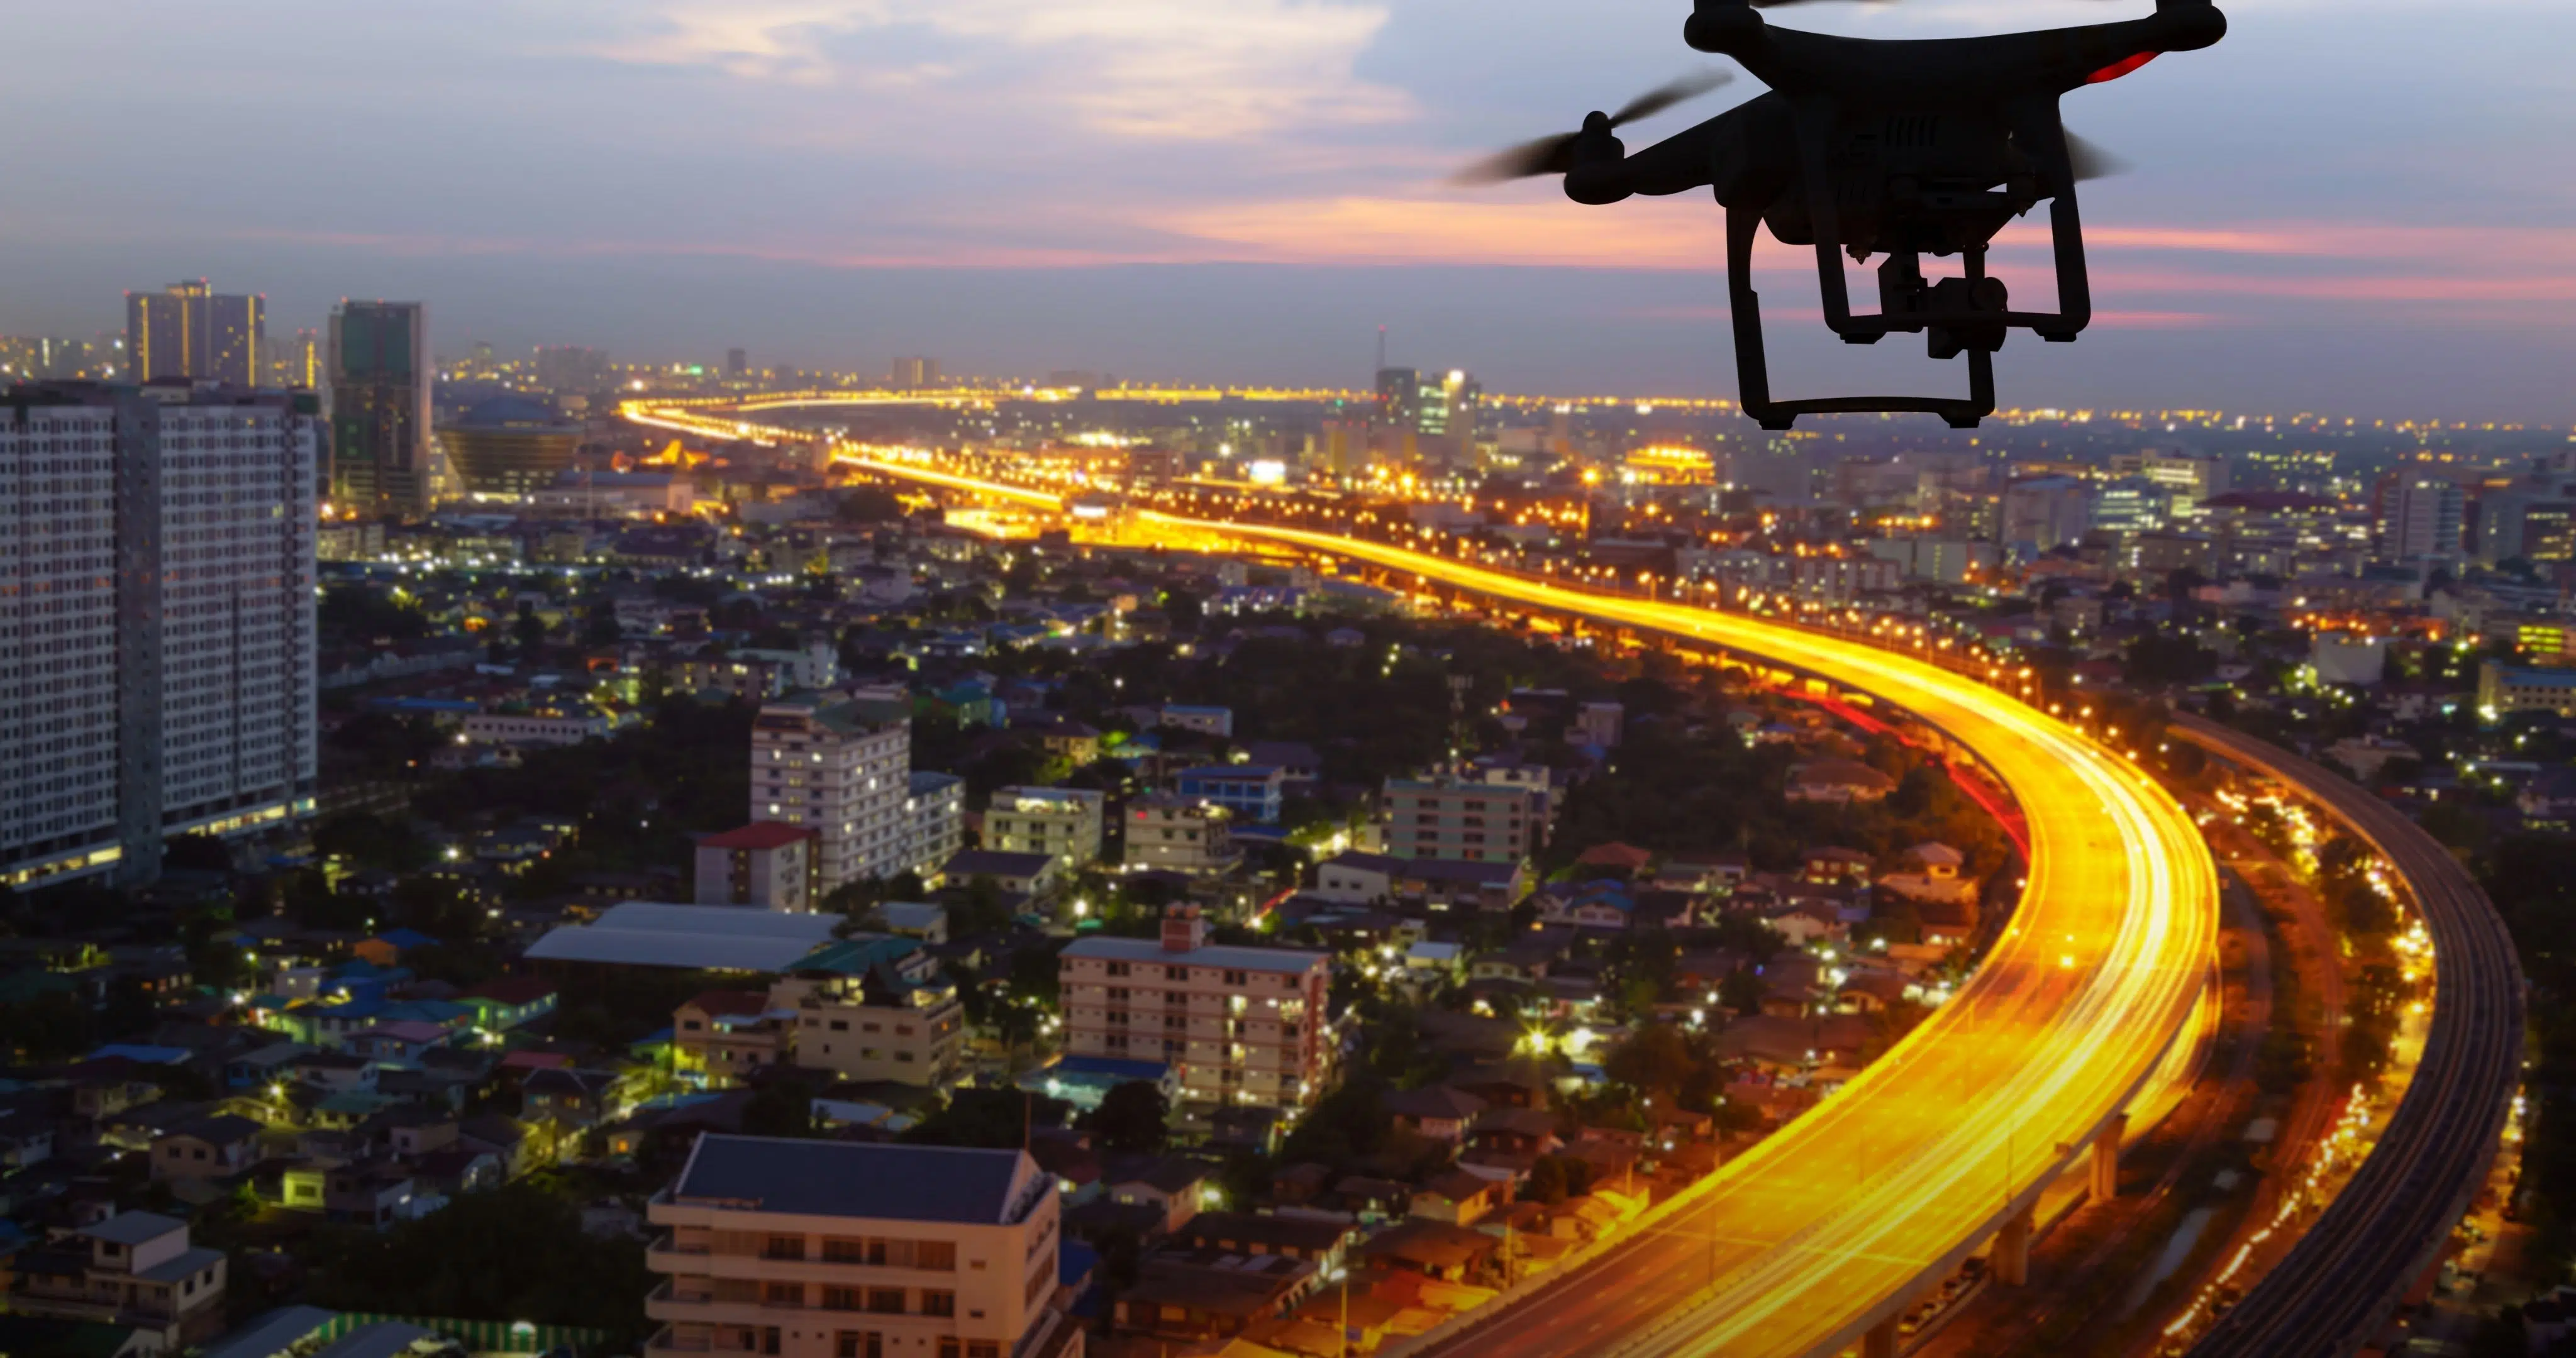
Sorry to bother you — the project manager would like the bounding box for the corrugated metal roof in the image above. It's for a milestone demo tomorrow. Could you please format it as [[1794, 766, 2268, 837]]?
[[672, 1135, 1033, 1224], [524, 902, 842, 972]]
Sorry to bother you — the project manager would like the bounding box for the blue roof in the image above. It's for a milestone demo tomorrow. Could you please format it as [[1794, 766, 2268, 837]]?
[[377, 928, 438, 951], [86, 1044, 193, 1066], [1179, 765, 1280, 781], [1060, 1239, 1100, 1287]]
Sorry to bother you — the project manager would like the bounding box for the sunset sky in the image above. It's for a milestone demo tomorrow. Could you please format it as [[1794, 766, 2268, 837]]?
[[5, 0, 2572, 417]]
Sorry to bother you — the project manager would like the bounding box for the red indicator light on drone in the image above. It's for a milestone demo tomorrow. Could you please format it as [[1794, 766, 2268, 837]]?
[[2087, 51, 2158, 84]]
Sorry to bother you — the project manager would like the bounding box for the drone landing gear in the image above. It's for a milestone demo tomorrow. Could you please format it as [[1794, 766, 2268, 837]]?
[[1725, 202, 1995, 431]]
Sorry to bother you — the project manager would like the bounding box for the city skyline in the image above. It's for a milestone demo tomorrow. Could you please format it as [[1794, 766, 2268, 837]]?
[[1, 0, 2572, 420]]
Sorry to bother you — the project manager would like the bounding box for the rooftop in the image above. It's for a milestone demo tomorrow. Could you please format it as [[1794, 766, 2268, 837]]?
[[697, 822, 817, 852], [671, 1135, 1036, 1225], [524, 902, 843, 972], [1061, 936, 1327, 976]]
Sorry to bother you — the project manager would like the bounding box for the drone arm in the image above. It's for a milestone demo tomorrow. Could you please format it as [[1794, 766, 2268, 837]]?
[[2011, 99, 2092, 338], [1622, 119, 1728, 197]]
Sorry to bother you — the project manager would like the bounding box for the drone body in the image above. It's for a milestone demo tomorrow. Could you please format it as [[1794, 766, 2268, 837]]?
[[1473, 0, 2227, 428]]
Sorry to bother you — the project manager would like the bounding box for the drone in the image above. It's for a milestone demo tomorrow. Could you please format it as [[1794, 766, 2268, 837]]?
[[1459, 0, 2228, 429]]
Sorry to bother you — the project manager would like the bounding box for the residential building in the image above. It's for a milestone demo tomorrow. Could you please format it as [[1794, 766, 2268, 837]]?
[[126, 280, 263, 387], [750, 693, 913, 892], [1173, 765, 1287, 824], [936, 849, 1060, 898], [646, 1135, 1078, 1358], [328, 301, 432, 516], [907, 771, 966, 876], [1058, 906, 1331, 1107], [2479, 661, 2576, 719], [695, 822, 821, 912], [1999, 476, 2094, 552], [983, 786, 1107, 868], [460, 710, 619, 748], [889, 356, 941, 388], [1123, 795, 1238, 876], [11, 1212, 228, 1352], [675, 990, 794, 1085], [1381, 778, 1541, 865], [2, 382, 319, 890], [1158, 704, 1234, 738], [785, 961, 967, 1086]]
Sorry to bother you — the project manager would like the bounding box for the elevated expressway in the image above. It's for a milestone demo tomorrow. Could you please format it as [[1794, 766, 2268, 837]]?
[[829, 454, 2220, 1357], [2168, 716, 2524, 1358]]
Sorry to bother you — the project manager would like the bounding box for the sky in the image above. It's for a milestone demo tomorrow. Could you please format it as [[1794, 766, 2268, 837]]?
[[3, 0, 2573, 420]]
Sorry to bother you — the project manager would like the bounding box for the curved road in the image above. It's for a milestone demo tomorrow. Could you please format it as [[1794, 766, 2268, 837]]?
[[2169, 715, 2523, 1358], [774, 446, 2222, 1358]]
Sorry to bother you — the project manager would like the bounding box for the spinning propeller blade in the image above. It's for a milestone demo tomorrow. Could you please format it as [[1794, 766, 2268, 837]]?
[[1451, 70, 1731, 185], [2065, 130, 2130, 181]]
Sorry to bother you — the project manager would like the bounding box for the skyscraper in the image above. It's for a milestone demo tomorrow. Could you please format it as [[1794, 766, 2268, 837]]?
[[1, 382, 319, 889], [328, 301, 431, 516], [725, 347, 748, 380], [126, 280, 264, 387], [889, 356, 939, 388], [264, 328, 323, 389], [2377, 473, 2464, 564]]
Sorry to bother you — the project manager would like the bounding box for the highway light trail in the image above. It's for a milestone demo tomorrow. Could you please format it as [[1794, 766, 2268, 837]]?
[[804, 451, 2222, 1358]]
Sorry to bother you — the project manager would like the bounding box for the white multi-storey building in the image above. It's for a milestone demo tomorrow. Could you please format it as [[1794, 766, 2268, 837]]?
[[1058, 906, 1330, 1107], [906, 771, 965, 877], [2, 382, 318, 888], [751, 693, 913, 892]]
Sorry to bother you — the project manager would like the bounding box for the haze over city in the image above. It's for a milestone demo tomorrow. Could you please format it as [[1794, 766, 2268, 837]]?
[[4, 0, 2573, 418]]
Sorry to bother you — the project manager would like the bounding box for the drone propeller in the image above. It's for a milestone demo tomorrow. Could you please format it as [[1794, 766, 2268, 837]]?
[[1450, 70, 1732, 185], [2064, 130, 2129, 180]]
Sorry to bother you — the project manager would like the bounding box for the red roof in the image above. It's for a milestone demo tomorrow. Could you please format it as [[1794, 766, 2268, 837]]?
[[698, 821, 816, 851], [1574, 842, 1654, 869]]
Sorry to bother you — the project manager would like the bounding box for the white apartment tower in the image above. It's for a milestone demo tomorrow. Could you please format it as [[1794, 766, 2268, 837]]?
[[751, 693, 914, 892], [1, 382, 319, 888]]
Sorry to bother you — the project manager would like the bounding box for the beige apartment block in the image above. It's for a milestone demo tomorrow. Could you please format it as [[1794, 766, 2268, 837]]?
[[647, 1135, 1079, 1358], [1057, 907, 1330, 1107]]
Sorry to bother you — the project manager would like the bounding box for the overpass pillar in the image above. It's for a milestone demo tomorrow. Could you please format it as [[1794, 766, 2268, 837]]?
[[1995, 1206, 2035, 1288], [1863, 1316, 1899, 1358], [2091, 1112, 2128, 1201]]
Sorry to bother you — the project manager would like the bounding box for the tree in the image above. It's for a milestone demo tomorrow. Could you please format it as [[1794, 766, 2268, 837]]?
[[1162, 588, 1204, 633], [305, 1181, 650, 1342], [162, 834, 235, 874], [743, 1076, 821, 1139], [1088, 1081, 1170, 1156], [513, 600, 548, 658]]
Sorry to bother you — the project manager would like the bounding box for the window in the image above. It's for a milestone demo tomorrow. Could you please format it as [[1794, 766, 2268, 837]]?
[[765, 1235, 806, 1261], [823, 1239, 869, 1264], [1106, 961, 1131, 978], [1223, 969, 1248, 986], [921, 1291, 956, 1318], [866, 1288, 906, 1314], [835, 1332, 882, 1358], [763, 1281, 802, 1308], [822, 1286, 862, 1311], [918, 1241, 957, 1271]]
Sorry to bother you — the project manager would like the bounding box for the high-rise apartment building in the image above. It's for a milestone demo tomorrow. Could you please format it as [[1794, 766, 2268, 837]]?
[[327, 301, 431, 516], [1374, 366, 1479, 468], [647, 1135, 1079, 1358], [264, 328, 324, 390], [2377, 473, 2465, 564], [984, 786, 1106, 868], [1059, 905, 1331, 1107], [890, 356, 940, 388], [2, 382, 319, 889], [751, 693, 915, 892], [126, 281, 264, 387], [1381, 778, 1542, 864], [725, 347, 749, 380]]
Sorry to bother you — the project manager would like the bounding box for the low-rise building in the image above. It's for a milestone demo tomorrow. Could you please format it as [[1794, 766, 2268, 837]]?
[[785, 963, 968, 1087], [675, 990, 795, 1086], [1174, 765, 1287, 824], [646, 1135, 1079, 1358], [10, 1212, 228, 1352], [936, 849, 1061, 899], [984, 787, 1108, 868], [694, 822, 821, 913], [1382, 778, 1542, 864], [1124, 795, 1238, 876]]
